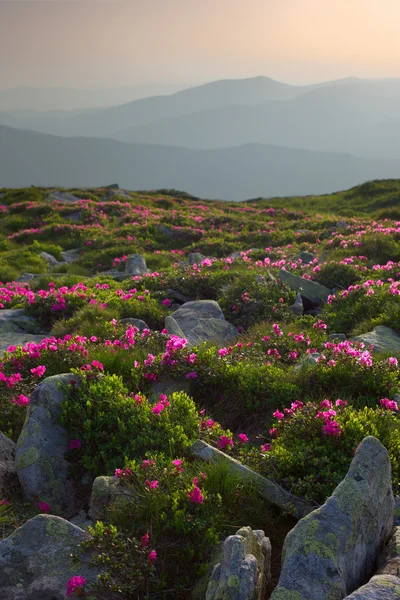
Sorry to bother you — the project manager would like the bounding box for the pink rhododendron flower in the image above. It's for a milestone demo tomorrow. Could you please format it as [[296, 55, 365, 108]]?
[[141, 532, 149, 547], [261, 443, 272, 452], [188, 485, 204, 504], [238, 433, 249, 443], [66, 576, 86, 597], [380, 398, 398, 412], [30, 365, 46, 377], [69, 439, 81, 450], [218, 435, 234, 450], [273, 410, 284, 420], [172, 459, 184, 472], [37, 501, 51, 513], [148, 549, 157, 562]]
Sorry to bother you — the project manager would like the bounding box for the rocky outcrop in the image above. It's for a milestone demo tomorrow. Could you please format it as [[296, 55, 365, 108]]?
[[165, 300, 238, 347], [61, 248, 81, 264], [187, 252, 207, 265], [124, 254, 148, 275], [192, 440, 315, 519], [288, 292, 304, 316], [206, 526, 271, 600], [15, 374, 80, 517], [293, 251, 317, 264], [0, 514, 96, 600], [47, 191, 80, 203], [278, 269, 331, 302], [270, 436, 394, 600], [343, 574, 400, 599], [353, 326, 400, 354], [149, 380, 191, 403]]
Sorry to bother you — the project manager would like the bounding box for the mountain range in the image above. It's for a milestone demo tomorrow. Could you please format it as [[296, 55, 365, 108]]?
[[1, 75, 400, 198], [2, 124, 400, 201]]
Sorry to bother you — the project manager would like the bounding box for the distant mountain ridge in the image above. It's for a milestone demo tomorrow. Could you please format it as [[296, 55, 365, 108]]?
[[2, 125, 400, 201]]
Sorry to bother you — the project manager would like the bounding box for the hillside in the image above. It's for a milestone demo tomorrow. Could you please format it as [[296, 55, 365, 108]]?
[[0, 184, 399, 598], [2, 125, 400, 200]]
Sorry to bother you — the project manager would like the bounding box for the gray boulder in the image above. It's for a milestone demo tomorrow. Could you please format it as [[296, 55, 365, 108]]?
[[288, 292, 304, 316], [0, 432, 17, 495], [61, 248, 81, 264], [0, 514, 96, 600], [0, 309, 42, 334], [187, 252, 207, 265], [353, 326, 400, 354], [293, 352, 322, 371], [293, 251, 317, 264], [156, 224, 174, 237], [16, 273, 38, 283], [270, 436, 394, 600], [149, 379, 191, 403], [206, 526, 271, 600], [124, 254, 148, 275], [39, 252, 60, 268], [328, 333, 347, 342], [165, 300, 238, 347], [15, 374, 80, 517], [278, 269, 331, 302], [121, 317, 149, 331], [89, 475, 134, 521]]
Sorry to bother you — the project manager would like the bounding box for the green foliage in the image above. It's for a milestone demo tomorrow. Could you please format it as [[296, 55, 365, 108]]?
[[255, 402, 400, 503], [60, 373, 202, 476], [313, 262, 362, 289]]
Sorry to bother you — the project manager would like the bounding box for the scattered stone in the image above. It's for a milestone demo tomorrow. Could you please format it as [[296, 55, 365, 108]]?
[[294, 352, 322, 371], [120, 317, 149, 331], [39, 251, 60, 267], [157, 224, 174, 237], [328, 333, 347, 342], [192, 440, 315, 519], [270, 436, 394, 600], [187, 252, 207, 265], [47, 190, 80, 203], [278, 269, 331, 302], [149, 380, 191, 403], [61, 248, 81, 264], [378, 526, 400, 577], [0, 309, 42, 334], [337, 220, 349, 230], [166, 288, 193, 304], [89, 475, 134, 521], [0, 333, 47, 355], [288, 292, 304, 316], [15, 374, 80, 517], [353, 326, 400, 354], [0, 432, 17, 495], [165, 302, 238, 347], [124, 254, 148, 275], [63, 211, 82, 222], [69, 510, 92, 531], [293, 251, 317, 264], [206, 526, 271, 600], [16, 273, 38, 282], [0, 514, 97, 600]]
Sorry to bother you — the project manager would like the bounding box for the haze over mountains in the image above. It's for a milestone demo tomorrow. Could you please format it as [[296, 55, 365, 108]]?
[[1, 75, 400, 199]]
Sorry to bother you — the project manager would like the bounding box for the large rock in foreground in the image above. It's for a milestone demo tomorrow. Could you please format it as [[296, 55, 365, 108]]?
[[165, 300, 238, 347], [15, 374, 79, 517], [206, 526, 271, 600], [270, 436, 394, 600], [353, 326, 400, 354], [0, 432, 17, 495], [278, 268, 331, 302], [0, 514, 96, 600]]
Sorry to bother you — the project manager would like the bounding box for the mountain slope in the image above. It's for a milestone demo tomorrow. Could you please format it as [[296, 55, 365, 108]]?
[[1, 125, 400, 200]]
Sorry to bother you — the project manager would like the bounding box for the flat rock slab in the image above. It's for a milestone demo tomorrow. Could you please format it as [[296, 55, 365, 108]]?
[[353, 326, 400, 354], [15, 374, 79, 516], [192, 440, 315, 519], [0, 309, 42, 334], [270, 436, 394, 600], [47, 191, 80, 203], [343, 574, 400, 599], [0, 514, 96, 600], [278, 268, 331, 302], [0, 333, 47, 355]]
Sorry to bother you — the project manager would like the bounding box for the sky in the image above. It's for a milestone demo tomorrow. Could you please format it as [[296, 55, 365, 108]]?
[[1, 0, 400, 90]]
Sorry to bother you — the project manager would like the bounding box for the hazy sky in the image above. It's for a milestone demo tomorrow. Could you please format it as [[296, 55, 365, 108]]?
[[1, 0, 400, 90]]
